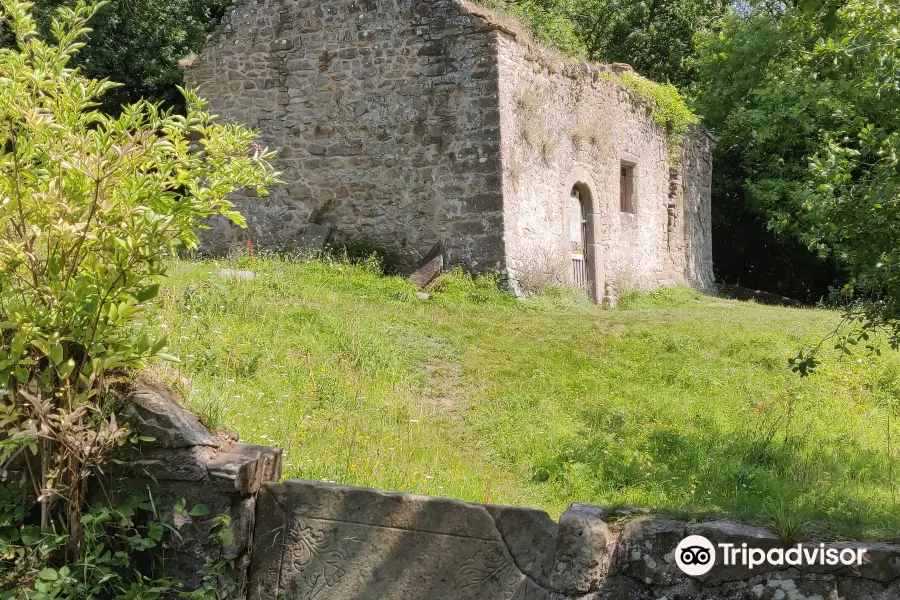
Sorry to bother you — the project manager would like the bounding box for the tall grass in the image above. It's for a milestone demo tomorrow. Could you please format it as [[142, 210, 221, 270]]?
[[148, 256, 900, 540]]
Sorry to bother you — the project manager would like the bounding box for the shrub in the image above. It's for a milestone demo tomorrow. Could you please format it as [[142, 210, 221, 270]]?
[[602, 72, 700, 162], [0, 0, 277, 562]]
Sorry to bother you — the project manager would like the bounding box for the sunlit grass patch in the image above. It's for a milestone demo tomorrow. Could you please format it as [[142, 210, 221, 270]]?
[[148, 257, 900, 540]]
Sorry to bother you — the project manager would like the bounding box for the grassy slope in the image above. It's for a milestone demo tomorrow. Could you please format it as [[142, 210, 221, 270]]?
[[149, 257, 900, 540]]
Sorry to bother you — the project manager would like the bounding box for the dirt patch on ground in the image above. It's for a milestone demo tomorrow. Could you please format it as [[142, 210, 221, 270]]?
[[421, 396, 457, 410], [420, 361, 463, 412]]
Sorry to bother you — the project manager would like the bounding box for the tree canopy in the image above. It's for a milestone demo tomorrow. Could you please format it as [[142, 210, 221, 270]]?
[[484, 0, 730, 87], [692, 0, 900, 365], [3, 0, 229, 108]]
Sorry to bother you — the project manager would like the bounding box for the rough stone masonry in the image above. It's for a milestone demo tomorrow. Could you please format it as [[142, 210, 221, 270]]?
[[184, 0, 714, 302]]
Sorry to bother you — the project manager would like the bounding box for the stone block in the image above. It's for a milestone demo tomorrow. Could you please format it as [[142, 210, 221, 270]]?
[[485, 504, 558, 589], [248, 480, 550, 600], [122, 383, 219, 448], [297, 223, 332, 253], [833, 542, 900, 582], [611, 519, 688, 587], [408, 241, 448, 288], [551, 503, 612, 595], [688, 520, 781, 584], [207, 443, 283, 494]]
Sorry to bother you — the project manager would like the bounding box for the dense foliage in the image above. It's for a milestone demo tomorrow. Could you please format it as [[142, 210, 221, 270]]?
[[481, 0, 729, 87], [0, 0, 276, 592], [693, 0, 900, 363], [2, 0, 228, 109]]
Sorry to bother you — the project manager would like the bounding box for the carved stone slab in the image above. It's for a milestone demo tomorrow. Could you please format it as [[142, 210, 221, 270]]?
[[247, 481, 900, 600], [248, 480, 553, 600]]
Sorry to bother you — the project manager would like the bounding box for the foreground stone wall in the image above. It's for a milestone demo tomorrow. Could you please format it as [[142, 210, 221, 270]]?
[[109, 383, 283, 593], [495, 35, 714, 301], [184, 0, 506, 270], [248, 480, 900, 600], [102, 386, 894, 598]]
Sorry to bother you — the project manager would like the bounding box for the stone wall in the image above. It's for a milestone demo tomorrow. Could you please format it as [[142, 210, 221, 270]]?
[[680, 129, 715, 293], [184, 0, 715, 296], [247, 479, 900, 600], [184, 0, 507, 270], [110, 383, 283, 593], [495, 36, 714, 301]]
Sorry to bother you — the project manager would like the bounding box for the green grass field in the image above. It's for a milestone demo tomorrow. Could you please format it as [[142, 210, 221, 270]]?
[[147, 256, 900, 541]]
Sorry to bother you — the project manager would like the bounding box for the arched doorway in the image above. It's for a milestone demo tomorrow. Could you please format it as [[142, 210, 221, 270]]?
[[569, 186, 588, 289], [565, 169, 604, 303]]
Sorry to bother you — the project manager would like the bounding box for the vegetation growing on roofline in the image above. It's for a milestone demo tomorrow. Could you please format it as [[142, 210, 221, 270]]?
[[471, 0, 700, 160]]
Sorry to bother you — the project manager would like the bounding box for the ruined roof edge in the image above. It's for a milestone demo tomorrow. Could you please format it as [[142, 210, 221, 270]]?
[[456, 0, 715, 144]]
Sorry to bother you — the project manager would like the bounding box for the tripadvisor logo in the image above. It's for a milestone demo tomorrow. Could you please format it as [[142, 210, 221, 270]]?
[[675, 535, 716, 576], [674, 535, 868, 576]]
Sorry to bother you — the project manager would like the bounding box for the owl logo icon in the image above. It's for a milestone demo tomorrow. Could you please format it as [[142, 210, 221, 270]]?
[[675, 535, 716, 576]]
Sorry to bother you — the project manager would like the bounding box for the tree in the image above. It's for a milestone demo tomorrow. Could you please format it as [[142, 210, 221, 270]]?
[[485, 0, 729, 87], [4, 0, 229, 109], [692, 0, 900, 369], [0, 0, 277, 557]]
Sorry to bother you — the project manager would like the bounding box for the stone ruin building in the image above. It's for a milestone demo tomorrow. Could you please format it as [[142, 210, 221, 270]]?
[[184, 0, 715, 302]]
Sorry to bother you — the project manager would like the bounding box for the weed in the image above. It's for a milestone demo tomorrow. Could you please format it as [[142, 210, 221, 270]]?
[[765, 494, 811, 543], [504, 146, 530, 186], [567, 120, 607, 152]]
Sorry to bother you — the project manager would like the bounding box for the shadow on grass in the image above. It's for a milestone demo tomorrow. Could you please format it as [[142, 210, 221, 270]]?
[[531, 413, 900, 541]]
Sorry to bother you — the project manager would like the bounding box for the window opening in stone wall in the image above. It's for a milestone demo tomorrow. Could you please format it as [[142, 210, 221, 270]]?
[[569, 186, 588, 289], [620, 162, 636, 213]]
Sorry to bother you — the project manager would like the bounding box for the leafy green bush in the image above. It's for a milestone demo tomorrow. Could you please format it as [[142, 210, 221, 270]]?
[[0, 0, 276, 560], [2, 494, 234, 600]]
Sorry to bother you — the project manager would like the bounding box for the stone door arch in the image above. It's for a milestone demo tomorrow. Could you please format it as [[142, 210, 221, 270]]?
[[569, 186, 589, 289], [564, 168, 605, 303]]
